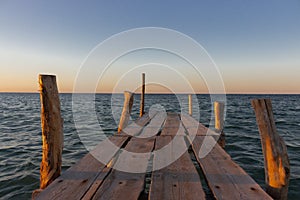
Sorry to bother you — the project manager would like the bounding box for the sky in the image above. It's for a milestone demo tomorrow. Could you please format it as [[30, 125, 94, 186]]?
[[0, 0, 299, 93]]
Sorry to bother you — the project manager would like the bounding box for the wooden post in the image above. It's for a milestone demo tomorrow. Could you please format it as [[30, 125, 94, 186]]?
[[251, 99, 290, 200], [118, 91, 134, 132], [214, 101, 225, 148], [188, 94, 192, 116], [38, 75, 63, 189], [140, 73, 145, 117]]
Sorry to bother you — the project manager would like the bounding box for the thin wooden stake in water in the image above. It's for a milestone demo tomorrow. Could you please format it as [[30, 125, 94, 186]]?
[[118, 91, 134, 132], [214, 101, 225, 148], [140, 73, 145, 117], [39, 75, 63, 189], [188, 94, 192, 116], [251, 99, 290, 200]]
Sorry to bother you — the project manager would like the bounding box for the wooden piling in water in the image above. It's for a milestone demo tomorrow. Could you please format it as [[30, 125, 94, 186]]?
[[118, 91, 134, 132], [140, 73, 145, 117], [188, 94, 192, 116], [251, 99, 290, 200], [214, 101, 225, 148], [38, 75, 63, 189]]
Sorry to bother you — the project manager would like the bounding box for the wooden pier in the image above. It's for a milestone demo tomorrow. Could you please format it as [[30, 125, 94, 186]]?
[[34, 111, 273, 200], [33, 75, 290, 200]]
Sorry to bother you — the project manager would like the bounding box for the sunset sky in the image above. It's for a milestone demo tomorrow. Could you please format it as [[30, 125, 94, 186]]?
[[0, 0, 299, 93]]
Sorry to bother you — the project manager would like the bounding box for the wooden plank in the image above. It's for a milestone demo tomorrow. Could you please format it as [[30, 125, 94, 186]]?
[[117, 113, 151, 136], [35, 136, 128, 200], [82, 112, 160, 199], [191, 136, 272, 199], [138, 111, 166, 138], [36, 113, 152, 200], [183, 116, 272, 199], [81, 157, 116, 200], [149, 120, 205, 199], [91, 137, 155, 200], [82, 113, 156, 200], [181, 113, 218, 137], [160, 113, 185, 136], [252, 99, 290, 200]]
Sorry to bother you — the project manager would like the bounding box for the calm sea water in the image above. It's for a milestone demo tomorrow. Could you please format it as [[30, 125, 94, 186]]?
[[0, 93, 299, 199]]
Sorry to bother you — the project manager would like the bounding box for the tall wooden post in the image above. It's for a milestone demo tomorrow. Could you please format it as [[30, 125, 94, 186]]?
[[252, 99, 290, 200], [140, 73, 145, 117], [39, 75, 63, 189], [118, 91, 134, 132], [188, 94, 192, 116], [214, 101, 225, 148]]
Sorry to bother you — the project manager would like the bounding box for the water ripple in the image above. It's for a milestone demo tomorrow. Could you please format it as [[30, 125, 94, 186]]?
[[0, 93, 299, 199]]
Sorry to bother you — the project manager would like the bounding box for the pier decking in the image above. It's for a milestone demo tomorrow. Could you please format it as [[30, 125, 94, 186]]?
[[35, 112, 272, 200]]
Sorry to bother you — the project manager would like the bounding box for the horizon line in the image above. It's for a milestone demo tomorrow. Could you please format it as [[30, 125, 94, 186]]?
[[1, 91, 300, 95]]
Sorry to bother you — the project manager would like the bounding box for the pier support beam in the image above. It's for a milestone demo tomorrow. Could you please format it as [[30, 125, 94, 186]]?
[[39, 75, 63, 189], [118, 91, 134, 132], [252, 99, 290, 200], [214, 101, 225, 148], [188, 94, 192, 116], [140, 73, 145, 117]]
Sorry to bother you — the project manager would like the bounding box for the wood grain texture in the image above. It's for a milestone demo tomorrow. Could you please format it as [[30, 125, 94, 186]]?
[[252, 99, 290, 200], [214, 102, 225, 148], [91, 137, 155, 200], [191, 136, 272, 200], [160, 113, 185, 136], [36, 111, 275, 200], [38, 75, 63, 189], [35, 136, 128, 200], [214, 101, 225, 132], [181, 113, 217, 137], [183, 115, 272, 200], [35, 113, 151, 199], [118, 91, 134, 132], [149, 117, 205, 200], [138, 111, 166, 138], [117, 113, 151, 137]]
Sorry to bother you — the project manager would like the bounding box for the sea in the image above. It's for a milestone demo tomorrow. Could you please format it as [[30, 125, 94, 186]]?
[[0, 93, 299, 199]]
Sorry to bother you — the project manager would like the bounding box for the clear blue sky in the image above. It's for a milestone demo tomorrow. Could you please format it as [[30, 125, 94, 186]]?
[[0, 0, 299, 93]]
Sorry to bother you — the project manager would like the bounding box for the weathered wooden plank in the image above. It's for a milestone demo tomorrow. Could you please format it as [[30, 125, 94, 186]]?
[[81, 157, 115, 200], [150, 135, 206, 200], [183, 116, 272, 200], [138, 111, 166, 138], [191, 136, 272, 199], [117, 113, 151, 137], [35, 136, 128, 200], [91, 137, 155, 200], [160, 113, 185, 136], [36, 113, 152, 200], [81, 113, 154, 199], [252, 99, 290, 200], [181, 113, 217, 137]]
